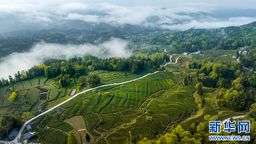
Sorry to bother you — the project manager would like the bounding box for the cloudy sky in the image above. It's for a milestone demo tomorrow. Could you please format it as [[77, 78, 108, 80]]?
[[0, 0, 256, 33], [1, 0, 256, 78]]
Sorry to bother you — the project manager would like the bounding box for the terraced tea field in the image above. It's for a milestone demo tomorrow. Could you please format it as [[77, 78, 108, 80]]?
[[31, 72, 198, 144], [0, 77, 60, 120]]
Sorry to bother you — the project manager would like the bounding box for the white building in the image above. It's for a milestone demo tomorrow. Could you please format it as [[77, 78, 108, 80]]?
[[242, 51, 248, 56], [183, 52, 189, 55], [195, 50, 202, 55], [26, 124, 32, 130]]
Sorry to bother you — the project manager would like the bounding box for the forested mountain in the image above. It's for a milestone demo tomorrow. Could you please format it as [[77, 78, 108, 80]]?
[[147, 22, 256, 53], [1, 21, 256, 58]]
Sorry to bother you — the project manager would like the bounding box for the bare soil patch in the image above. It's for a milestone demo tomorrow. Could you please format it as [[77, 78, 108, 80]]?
[[38, 87, 48, 100], [56, 107, 65, 114], [40, 93, 47, 100], [18, 90, 26, 97], [212, 91, 220, 99], [65, 116, 92, 144]]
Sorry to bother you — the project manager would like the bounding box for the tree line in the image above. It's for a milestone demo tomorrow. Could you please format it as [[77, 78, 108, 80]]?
[[129, 22, 256, 54], [186, 61, 256, 111], [0, 53, 169, 88]]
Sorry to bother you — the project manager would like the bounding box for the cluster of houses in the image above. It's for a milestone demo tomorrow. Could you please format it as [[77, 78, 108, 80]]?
[[8, 124, 38, 144], [233, 46, 249, 58], [183, 50, 202, 56], [8, 128, 18, 139], [22, 124, 38, 144], [232, 50, 248, 59], [239, 50, 248, 56]]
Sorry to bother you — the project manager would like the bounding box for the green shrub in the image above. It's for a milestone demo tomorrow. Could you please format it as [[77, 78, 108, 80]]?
[[8, 91, 17, 103]]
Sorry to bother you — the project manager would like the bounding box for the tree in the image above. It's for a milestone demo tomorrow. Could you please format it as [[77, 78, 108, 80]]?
[[9, 75, 13, 85], [8, 92, 17, 104], [88, 74, 100, 87], [78, 76, 87, 87], [184, 77, 188, 86], [86, 133, 90, 142], [224, 88, 245, 111], [195, 82, 203, 96], [250, 103, 256, 117], [57, 74, 71, 87], [196, 123, 205, 133], [198, 73, 206, 80], [0, 110, 23, 139], [21, 112, 33, 121], [67, 131, 77, 144], [44, 66, 52, 78], [131, 64, 139, 74]]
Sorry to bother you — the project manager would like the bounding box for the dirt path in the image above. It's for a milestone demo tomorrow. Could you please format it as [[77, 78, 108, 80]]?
[[0, 89, 8, 108], [102, 114, 143, 141], [181, 108, 205, 124]]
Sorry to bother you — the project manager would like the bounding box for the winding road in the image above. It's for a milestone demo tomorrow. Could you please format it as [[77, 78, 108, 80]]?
[[221, 115, 245, 125], [0, 56, 179, 144], [164, 55, 179, 66], [237, 57, 256, 73]]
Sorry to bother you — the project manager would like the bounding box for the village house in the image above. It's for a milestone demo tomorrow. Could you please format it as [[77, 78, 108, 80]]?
[[183, 52, 189, 55], [242, 51, 248, 56]]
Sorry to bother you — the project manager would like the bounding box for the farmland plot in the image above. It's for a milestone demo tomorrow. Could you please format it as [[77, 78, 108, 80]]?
[[27, 88, 40, 103], [33, 72, 198, 144]]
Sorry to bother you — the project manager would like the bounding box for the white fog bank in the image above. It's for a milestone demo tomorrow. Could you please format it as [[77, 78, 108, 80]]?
[[0, 38, 131, 79]]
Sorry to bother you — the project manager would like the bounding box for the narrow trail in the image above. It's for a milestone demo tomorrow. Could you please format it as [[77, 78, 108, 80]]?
[[98, 94, 115, 114], [123, 92, 128, 105], [164, 55, 180, 67], [0, 88, 8, 108], [181, 108, 205, 124]]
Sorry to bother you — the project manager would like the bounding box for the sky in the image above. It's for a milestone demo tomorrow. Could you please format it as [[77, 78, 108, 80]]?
[[1, 0, 256, 32]]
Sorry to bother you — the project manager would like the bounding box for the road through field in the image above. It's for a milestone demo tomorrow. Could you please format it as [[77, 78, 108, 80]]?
[[221, 115, 245, 125], [164, 55, 180, 66], [0, 57, 179, 144]]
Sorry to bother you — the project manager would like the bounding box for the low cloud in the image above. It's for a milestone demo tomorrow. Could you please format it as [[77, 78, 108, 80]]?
[[160, 17, 256, 30], [56, 3, 88, 14], [1, 1, 256, 32], [65, 13, 100, 23], [0, 38, 131, 79]]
